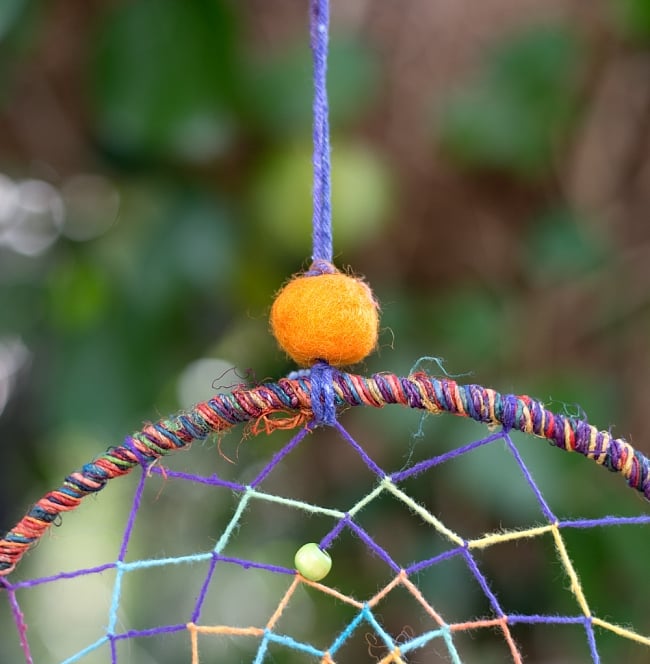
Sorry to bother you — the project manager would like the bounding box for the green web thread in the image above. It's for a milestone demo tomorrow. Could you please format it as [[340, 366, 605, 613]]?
[[2, 0, 650, 660], [4, 373, 650, 662]]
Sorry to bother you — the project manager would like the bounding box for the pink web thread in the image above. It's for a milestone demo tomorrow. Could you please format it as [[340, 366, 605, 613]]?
[[3, 409, 650, 664]]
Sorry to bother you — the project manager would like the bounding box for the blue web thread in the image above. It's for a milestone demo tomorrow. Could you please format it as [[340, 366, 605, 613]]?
[[7, 411, 650, 662], [6, 0, 649, 661]]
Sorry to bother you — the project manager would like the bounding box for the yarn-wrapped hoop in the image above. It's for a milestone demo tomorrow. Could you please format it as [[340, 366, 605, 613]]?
[[1, 370, 649, 577]]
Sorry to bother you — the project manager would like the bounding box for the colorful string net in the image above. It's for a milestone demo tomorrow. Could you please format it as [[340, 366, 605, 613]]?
[[2, 370, 650, 663], [3, 2, 650, 663]]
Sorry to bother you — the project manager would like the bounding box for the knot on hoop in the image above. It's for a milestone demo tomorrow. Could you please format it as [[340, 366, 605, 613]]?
[[501, 394, 521, 431], [310, 361, 337, 425]]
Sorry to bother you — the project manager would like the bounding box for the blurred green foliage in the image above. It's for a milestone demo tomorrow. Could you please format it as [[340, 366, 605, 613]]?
[[92, 0, 239, 162], [613, 0, 650, 41], [524, 207, 606, 283], [244, 36, 380, 136], [251, 140, 392, 256], [438, 25, 582, 177], [0, 0, 27, 42], [1, 2, 649, 663]]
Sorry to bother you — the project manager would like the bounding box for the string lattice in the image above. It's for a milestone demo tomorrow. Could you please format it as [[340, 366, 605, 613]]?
[[2, 371, 650, 663]]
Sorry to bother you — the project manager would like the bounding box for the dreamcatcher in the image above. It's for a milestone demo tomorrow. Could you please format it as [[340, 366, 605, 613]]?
[[2, 2, 649, 662]]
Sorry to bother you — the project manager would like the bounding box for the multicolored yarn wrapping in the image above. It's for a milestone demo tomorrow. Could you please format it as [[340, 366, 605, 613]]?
[[2, 370, 650, 663], [5, 0, 648, 661]]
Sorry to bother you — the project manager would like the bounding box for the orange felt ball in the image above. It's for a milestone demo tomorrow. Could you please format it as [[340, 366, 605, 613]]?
[[270, 272, 379, 366]]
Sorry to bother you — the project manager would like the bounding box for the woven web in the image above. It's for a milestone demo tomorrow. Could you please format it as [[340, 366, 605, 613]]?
[[4, 1, 648, 660], [2, 371, 650, 663]]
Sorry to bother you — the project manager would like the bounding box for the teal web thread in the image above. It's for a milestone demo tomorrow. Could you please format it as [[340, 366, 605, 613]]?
[[408, 356, 472, 379], [4, 0, 650, 659], [253, 631, 326, 664], [401, 626, 460, 663], [3, 372, 650, 575], [327, 606, 388, 657], [4, 387, 650, 662]]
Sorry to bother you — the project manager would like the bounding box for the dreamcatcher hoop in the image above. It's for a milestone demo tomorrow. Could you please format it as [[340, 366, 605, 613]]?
[[2, 370, 650, 663], [2, 370, 649, 581], [2, 1, 650, 662]]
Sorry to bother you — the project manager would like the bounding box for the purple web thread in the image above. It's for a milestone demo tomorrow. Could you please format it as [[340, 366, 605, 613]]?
[[3, 0, 650, 661], [4, 413, 650, 662]]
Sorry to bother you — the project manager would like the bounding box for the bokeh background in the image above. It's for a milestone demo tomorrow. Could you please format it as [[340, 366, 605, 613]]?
[[1, 0, 649, 662]]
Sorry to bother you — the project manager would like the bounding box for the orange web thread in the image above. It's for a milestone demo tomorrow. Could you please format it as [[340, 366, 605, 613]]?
[[186, 568, 524, 663]]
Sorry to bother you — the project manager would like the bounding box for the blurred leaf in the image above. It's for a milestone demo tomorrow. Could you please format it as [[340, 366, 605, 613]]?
[[0, 277, 44, 336], [161, 192, 237, 293], [0, 0, 27, 43], [251, 141, 392, 256], [525, 208, 606, 283], [101, 184, 236, 311], [244, 36, 379, 136], [611, 0, 650, 42], [0, 0, 40, 99], [438, 24, 583, 177], [91, 0, 238, 163], [429, 290, 509, 367], [214, 318, 277, 373], [446, 432, 547, 523], [48, 257, 111, 332], [44, 328, 137, 436]]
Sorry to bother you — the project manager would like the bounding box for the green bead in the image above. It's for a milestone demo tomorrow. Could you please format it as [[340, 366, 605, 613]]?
[[294, 543, 332, 582]]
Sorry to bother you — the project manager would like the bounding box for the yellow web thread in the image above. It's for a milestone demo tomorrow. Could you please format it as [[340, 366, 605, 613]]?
[[380, 478, 465, 546], [468, 524, 556, 549], [187, 479, 650, 663], [591, 618, 650, 646], [184, 431, 650, 663], [550, 523, 591, 617]]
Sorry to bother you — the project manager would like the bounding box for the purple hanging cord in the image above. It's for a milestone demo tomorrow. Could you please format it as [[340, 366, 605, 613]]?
[[310, 0, 333, 269], [305, 0, 338, 424]]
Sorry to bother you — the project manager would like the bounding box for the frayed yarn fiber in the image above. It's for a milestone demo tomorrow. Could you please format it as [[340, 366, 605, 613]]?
[[270, 272, 379, 366]]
